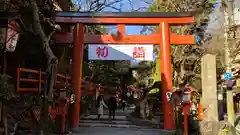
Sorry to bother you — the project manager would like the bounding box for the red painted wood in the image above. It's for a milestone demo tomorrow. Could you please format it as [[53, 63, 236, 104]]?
[[55, 33, 195, 45], [72, 24, 84, 128], [55, 16, 194, 24], [159, 22, 175, 130]]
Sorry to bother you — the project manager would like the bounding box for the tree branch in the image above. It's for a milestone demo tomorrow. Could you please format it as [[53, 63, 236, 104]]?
[[28, 1, 58, 134], [29, 0, 56, 61], [96, 0, 122, 11], [47, 30, 56, 42]]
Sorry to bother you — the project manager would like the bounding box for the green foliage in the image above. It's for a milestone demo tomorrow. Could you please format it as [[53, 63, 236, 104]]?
[[148, 4, 161, 12], [145, 0, 215, 90], [148, 0, 214, 38], [82, 62, 92, 77], [89, 60, 117, 84], [0, 74, 15, 100], [83, 25, 121, 86]]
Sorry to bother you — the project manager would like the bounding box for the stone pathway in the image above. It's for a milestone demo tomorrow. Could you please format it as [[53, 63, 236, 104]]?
[[77, 109, 174, 135], [72, 127, 173, 135], [79, 110, 143, 128]]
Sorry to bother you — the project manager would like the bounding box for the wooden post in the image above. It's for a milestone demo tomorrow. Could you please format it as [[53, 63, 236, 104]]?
[[72, 24, 84, 128], [159, 22, 175, 130], [183, 106, 189, 135], [117, 24, 125, 39]]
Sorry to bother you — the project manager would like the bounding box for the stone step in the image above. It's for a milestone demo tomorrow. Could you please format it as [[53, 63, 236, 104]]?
[[79, 114, 138, 129], [79, 121, 164, 130], [81, 115, 127, 121], [79, 123, 143, 129], [126, 116, 164, 129], [80, 116, 164, 129], [87, 110, 129, 116], [79, 121, 163, 129], [80, 119, 131, 124]]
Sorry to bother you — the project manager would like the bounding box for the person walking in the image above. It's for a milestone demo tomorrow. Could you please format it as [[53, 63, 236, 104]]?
[[96, 95, 107, 120], [108, 93, 117, 120], [121, 99, 126, 111]]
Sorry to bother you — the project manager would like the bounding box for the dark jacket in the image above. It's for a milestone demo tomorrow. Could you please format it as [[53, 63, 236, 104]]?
[[108, 96, 117, 109]]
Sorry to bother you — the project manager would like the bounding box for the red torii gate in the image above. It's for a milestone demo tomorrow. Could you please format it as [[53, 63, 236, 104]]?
[[54, 12, 195, 130]]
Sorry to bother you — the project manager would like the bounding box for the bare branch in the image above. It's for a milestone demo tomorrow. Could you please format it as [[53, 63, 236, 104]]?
[[47, 30, 56, 42], [96, 0, 122, 11], [89, 0, 99, 11], [127, 0, 134, 11], [133, 7, 149, 11]]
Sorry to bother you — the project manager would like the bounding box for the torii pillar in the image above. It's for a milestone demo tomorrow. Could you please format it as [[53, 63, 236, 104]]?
[[54, 12, 195, 130], [159, 22, 174, 129]]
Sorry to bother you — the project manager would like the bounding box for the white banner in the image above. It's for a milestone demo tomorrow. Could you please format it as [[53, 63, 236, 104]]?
[[6, 27, 19, 52], [88, 44, 154, 61]]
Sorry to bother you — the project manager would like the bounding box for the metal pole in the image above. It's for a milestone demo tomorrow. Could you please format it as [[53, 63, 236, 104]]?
[[223, 0, 235, 125]]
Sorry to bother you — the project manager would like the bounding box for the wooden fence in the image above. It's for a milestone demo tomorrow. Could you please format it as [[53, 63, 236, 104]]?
[[16, 68, 105, 96], [16, 68, 71, 92]]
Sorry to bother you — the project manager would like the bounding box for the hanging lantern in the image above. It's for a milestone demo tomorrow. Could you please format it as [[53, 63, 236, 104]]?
[[0, 9, 20, 52], [5, 20, 20, 52], [182, 88, 192, 104]]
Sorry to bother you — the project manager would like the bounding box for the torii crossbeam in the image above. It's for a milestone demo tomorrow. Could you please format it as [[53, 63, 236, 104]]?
[[54, 11, 195, 130]]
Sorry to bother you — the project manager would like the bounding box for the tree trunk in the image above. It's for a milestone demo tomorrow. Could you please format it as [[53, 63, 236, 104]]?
[[29, 0, 58, 134]]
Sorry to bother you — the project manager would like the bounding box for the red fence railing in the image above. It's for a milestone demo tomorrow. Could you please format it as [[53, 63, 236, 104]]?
[[16, 68, 71, 92], [16, 68, 105, 96]]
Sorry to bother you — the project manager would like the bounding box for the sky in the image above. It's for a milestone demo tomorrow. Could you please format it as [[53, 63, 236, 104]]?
[[107, 0, 240, 35], [70, 0, 151, 35], [70, 0, 153, 65], [71, 0, 240, 64], [104, 0, 151, 35], [103, 0, 153, 65], [71, 0, 240, 35], [69, 1, 153, 35], [208, 0, 240, 33]]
